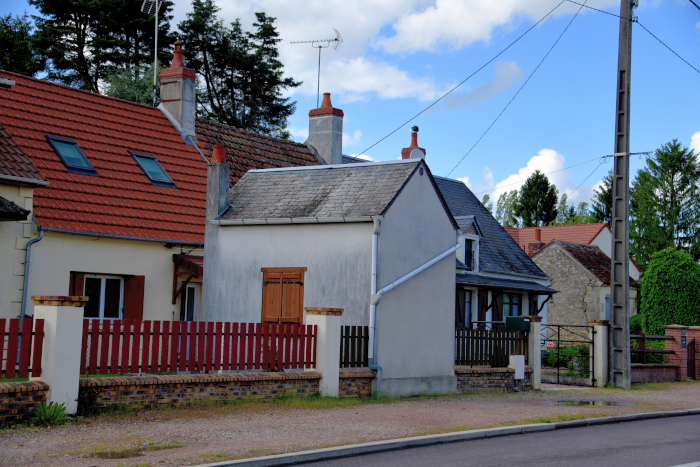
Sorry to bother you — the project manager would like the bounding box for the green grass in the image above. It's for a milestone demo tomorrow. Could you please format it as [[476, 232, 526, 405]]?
[[0, 376, 29, 383]]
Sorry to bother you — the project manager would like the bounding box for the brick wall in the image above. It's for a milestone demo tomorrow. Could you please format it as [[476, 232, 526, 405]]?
[[338, 369, 374, 398], [631, 364, 678, 383], [0, 381, 47, 425], [456, 368, 533, 393], [79, 372, 322, 410], [664, 326, 687, 381]]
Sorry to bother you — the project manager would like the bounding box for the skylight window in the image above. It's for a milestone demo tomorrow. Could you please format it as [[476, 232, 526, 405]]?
[[46, 136, 97, 176], [131, 152, 176, 188]]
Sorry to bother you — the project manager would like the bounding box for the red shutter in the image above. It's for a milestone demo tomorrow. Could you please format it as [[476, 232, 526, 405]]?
[[69, 272, 85, 296], [123, 275, 145, 320]]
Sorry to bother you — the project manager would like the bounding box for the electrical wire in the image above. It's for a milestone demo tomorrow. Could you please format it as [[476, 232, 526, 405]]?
[[567, 156, 607, 198], [636, 22, 700, 75], [355, 0, 567, 157], [445, 0, 588, 177], [689, 0, 700, 11]]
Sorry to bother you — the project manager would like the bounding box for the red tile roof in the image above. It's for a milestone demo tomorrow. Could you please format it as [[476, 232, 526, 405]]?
[[506, 223, 609, 251], [0, 70, 208, 244], [547, 240, 639, 288], [195, 120, 318, 188], [0, 121, 47, 186]]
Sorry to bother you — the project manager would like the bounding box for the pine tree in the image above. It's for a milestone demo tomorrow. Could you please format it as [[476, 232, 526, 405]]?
[[514, 170, 558, 227], [0, 13, 45, 76], [630, 140, 700, 271], [591, 169, 613, 224]]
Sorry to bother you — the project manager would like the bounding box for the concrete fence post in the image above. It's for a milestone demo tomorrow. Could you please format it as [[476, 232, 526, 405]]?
[[304, 307, 343, 397], [588, 320, 609, 387], [526, 316, 542, 390], [664, 325, 688, 381], [29, 296, 87, 414]]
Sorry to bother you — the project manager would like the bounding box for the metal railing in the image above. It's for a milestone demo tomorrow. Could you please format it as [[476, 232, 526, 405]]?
[[630, 332, 674, 364]]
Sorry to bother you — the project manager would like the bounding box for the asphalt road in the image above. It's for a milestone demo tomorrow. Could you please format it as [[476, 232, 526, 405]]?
[[306, 415, 700, 467]]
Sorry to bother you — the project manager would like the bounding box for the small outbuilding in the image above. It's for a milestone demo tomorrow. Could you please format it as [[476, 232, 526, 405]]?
[[203, 157, 460, 396]]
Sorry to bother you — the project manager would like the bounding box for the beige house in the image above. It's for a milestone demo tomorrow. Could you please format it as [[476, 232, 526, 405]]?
[[532, 240, 639, 325]]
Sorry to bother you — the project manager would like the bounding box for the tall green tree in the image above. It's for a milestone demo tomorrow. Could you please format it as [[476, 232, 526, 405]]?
[[0, 13, 45, 76], [514, 170, 558, 227], [481, 194, 493, 214], [590, 169, 613, 224], [178, 1, 301, 137], [103, 62, 163, 105], [496, 190, 520, 227], [630, 140, 700, 271]]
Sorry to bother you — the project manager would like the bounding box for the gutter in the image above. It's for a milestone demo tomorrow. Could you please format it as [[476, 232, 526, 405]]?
[[0, 174, 49, 187], [214, 216, 374, 225], [480, 270, 554, 287], [20, 224, 43, 322], [41, 227, 204, 247]]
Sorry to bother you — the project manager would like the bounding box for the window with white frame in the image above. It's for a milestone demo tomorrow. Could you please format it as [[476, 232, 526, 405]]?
[[83, 275, 124, 319], [461, 235, 478, 272]]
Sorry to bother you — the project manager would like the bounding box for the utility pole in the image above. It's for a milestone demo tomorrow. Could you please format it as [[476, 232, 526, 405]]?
[[610, 0, 636, 389]]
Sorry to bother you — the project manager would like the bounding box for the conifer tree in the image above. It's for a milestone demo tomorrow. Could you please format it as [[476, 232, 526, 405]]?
[[0, 13, 45, 76], [514, 170, 558, 227], [591, 169, 613, 224]]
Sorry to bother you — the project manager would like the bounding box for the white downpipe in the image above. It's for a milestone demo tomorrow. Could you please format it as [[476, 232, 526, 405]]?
[[369, 217, 381, 362], [371, 243, 461, 306]]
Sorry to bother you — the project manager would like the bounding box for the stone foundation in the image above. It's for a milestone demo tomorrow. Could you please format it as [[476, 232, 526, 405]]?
[[0, 381, 48, 425], [456, 367, 533, 393], [338, 369, 374, 398], [631, 364, 679, 383]]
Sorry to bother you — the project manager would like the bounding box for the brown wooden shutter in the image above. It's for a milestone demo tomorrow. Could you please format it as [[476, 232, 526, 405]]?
[[280, 271, 303, 324], [455, 288, 466, 328], [261, 268, 305, 324], [123, 275, 145, 320], [262, 271, 282, 323], [493, 291, 504, 322], [477, 289, 489, 322], [69, 272, 85, 296]]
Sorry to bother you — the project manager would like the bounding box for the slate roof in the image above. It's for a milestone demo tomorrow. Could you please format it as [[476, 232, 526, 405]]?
[[434, 176, 548, 278], [542, 239, 639, 288], [506, 223, 609, 250], [456, 273, 556, 294], [0, 195, 30, 221], [0, 69, 207, 244], [0, 121, 47, 186], [221, 160, 437, 221], [196, 120, 318, 189]]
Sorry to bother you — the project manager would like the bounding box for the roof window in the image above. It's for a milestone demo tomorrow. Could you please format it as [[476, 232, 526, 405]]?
[[46, 136, 97, 176], [131, 152, 176, 187]]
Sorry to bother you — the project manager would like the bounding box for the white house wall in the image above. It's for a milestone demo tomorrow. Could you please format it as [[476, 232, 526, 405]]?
[[202, 222, 373, 325], [375, 170, 457, 395]]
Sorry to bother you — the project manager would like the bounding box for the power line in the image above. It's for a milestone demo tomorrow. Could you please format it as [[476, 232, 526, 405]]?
[[690, 0, 700, 11], [636, 21, 700, 75], [564, 0, 625, 19], [567, 156, 606, 198], [445, 0, 588, 177], [356, 0, 567, 157]]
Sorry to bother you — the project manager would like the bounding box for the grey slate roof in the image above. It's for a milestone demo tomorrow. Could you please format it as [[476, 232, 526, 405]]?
[[435, 176, 548, 278], [221, 160, 425, 220], [0, 195, 29, 221], [456, 273, 556, 294], [341, 154, 365, 164]]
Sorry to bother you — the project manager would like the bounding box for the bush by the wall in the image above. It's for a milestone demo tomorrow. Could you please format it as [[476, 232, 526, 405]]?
[[545, 344, 590, 376], [640, 247, 700, 335], [630, 314, 643, 335]]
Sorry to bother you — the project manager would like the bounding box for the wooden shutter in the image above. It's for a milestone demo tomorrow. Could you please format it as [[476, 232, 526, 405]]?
[[262, 271, 283, 323], [123, 275, 145, 320], [280, 271, 303, 324], [455, 288, 466, 328], [493, 291, 504, 322], [261, 268, 305, 324], [477, 289, 489, 322], [69, 272, 85, 296]]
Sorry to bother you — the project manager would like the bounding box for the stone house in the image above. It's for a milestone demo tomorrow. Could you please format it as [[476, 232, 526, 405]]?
[[531, 240, 639, 325]]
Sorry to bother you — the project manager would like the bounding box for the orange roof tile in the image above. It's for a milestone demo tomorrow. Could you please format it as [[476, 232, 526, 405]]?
[[0, 121, 47, 186], [506, 224, 609, 251]]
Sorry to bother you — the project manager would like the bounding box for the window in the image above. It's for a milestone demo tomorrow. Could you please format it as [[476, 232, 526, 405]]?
[[46, 136, 97, 176], [83, 275, 124, 319], [181, 284, 200, 321], [261, 268, 306, 325], [464, 239, 473, 271], [131, 152, 176, 187], [455, 289, 472, 328], [503, 293, 521, 318]]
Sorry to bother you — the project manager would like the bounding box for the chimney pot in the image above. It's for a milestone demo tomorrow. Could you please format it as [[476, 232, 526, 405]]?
[[170, 40, 185, 68], [320, 92, 332, 108], [535, 227, 542, 241], [212, 144, 225, 163], [306, 92, 343, 165], [401, 126, 426, 160], [159, 41, 197, 141]]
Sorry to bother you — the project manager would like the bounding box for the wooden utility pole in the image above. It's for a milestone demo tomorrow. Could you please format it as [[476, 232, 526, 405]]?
[[610, 0, 636, 389]]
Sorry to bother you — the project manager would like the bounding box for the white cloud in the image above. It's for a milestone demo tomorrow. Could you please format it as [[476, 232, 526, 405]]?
[[343, 130, 363, 147], [691, 131, 700, 155], [348, 153, 373, 161], [287, 126, 308, 144], [445, 61, 523, 109], [457, 175, 471, 188], [696, 19, 700, 33]]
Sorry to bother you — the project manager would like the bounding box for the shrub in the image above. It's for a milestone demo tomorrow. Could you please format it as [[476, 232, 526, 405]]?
[[545, 344, 590, 376], [640, 247, 700, 335], [32, 402, 67, 428], [630, 314, 643, 335], [76, 388, 100, 417]]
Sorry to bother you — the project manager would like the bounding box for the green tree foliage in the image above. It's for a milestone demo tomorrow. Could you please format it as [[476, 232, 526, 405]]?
[[0, 13, 45, 76], [495, 190, 520, 227], [640, 247, 700, 335], [178, 1, 301, 137], [630, 140, 700, 271], [29, 0, 174, 92], [103, 63, 163, 105], [514, 170, 558, 227], [481, 194, 493, 214], [555, 193, 595, 225], [591, 169, 613, 224]]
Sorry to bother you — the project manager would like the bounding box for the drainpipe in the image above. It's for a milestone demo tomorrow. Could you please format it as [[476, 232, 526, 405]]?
[[368, 216, 381, 365], [20, 225, 44, 322]]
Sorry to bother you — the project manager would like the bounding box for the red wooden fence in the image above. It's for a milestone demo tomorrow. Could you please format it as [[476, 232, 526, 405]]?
[[80, 320, 317, 375], [1, 318, 44, 379]]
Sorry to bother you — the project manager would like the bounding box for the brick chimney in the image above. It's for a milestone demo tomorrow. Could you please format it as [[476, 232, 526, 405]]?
[[526, 227, 545, 256], [401, 126, 426, 159], [306, 93, 343, 165], [159, 41, 196, 142]]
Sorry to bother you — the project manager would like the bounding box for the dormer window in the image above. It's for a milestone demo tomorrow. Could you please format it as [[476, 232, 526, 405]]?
[[46, 136, 97, 176], [464, 239, 474, 270], [131, 152, 176, 188], [455, 215, 481, 274]]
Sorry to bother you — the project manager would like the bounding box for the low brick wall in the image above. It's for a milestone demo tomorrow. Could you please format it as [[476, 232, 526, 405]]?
[[339, 369, 375, 398], [456, 367, 533, 393], [631, 364, 679, 383], [79, 372, 322, 410], [0, 381, 48, 425]]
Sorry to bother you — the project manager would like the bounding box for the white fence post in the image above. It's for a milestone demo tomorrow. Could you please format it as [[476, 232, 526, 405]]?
[[589, 320, 609, 387], [304, 307, 342, 397], [29, 296, 86, 414], [527, 316, 542, 390]]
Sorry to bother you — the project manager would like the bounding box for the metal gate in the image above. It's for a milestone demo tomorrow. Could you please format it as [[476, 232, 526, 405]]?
[[689, 339, 696, 380], [541, 324, 595, 386]]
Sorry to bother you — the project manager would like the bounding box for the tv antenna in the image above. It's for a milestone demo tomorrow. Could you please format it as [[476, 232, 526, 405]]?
[[291, 29, 343, 108], [141, 0, 163, 106]]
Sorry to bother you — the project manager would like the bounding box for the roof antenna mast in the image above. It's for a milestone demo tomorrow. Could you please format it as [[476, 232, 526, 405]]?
[[141, 0, 163, 107], [291, 29, 343, 108]]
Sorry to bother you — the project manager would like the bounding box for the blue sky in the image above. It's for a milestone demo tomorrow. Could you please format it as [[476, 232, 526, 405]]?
[[5, 0, 700, 205]]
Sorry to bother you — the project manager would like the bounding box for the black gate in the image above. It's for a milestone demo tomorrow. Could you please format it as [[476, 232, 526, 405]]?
[[541, 324, 595, 386], [689, 339, 696, 380]]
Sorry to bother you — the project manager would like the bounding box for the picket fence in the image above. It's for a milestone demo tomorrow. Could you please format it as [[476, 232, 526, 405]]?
[[1, 318, 44, 379]]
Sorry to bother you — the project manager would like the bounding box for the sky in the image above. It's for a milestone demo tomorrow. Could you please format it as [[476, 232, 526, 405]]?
[[4, 0, 700, 206]]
